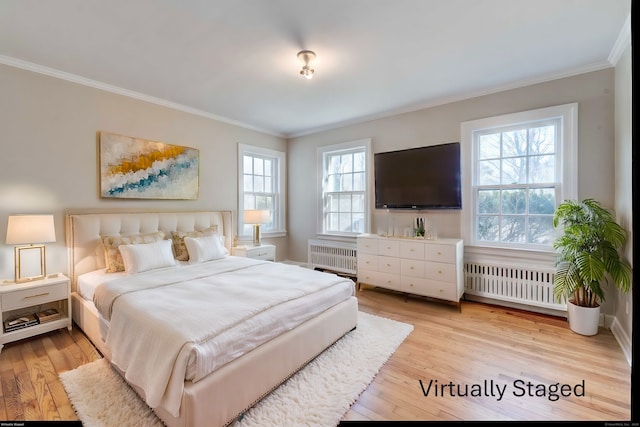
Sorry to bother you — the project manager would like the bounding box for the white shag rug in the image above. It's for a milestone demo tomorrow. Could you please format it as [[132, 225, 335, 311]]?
[[60, 311, 413, 427]]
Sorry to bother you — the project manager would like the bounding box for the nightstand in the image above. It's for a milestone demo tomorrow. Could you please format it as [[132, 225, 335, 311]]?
[[0, 273, 72, 353], [232, 244, 276, 262]]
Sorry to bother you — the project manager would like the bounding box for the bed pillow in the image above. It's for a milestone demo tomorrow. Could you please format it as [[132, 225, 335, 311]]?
[[171, 226, 218, 261], [183, 234, 229, 263], [119, 239, 177, 274], [101, 231, 166, 273]]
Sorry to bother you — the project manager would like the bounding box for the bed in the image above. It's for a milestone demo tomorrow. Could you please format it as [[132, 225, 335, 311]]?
[[65, 211, 358, 427]]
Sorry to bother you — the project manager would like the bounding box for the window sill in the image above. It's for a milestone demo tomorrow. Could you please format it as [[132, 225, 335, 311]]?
[[238, 231, 287, 240], [464, 245, 556, 268], [315, 234, 358, 243]]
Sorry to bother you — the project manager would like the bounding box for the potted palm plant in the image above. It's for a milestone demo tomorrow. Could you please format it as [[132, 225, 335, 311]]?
[[552, 198, 632, 335]]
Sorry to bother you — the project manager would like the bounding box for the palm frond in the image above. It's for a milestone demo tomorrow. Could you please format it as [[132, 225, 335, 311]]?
[[552, 198, 633, 307]]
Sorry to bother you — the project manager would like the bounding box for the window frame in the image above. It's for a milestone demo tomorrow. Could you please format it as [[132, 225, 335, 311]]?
[[461, 103, 578, 253], [238, 143, 286, 239], [317, 139, 372, 238]]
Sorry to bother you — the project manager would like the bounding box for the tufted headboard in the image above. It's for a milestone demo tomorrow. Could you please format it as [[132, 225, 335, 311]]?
[[65, 211, 233, 291]]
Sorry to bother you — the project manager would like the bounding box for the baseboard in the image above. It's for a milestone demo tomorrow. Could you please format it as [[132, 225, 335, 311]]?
[[609, 316, 632, 366], [463, 294, 567, 318]]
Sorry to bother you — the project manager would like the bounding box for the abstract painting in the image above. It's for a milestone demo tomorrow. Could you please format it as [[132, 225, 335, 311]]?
[[99, 132, 199, 199]]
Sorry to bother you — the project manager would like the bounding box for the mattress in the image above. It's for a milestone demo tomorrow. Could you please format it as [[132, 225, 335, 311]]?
[[81, 256, 355, 415]]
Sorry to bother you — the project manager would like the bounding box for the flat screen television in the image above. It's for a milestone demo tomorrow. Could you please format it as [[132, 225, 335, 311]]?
[[374, 142, 462, 210]]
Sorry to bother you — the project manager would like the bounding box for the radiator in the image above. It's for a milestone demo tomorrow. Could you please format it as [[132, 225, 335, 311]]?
[[308, 239, 357, 276], [464, 261, 566, 311]]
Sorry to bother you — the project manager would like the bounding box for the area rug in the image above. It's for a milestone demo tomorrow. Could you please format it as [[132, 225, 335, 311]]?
[[60, 311, 413, 427]]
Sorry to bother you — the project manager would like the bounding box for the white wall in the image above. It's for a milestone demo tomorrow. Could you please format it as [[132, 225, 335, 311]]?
[[612, 42, 633, 363], [0, 64, 287, 279], [288, 68, 617, 306]]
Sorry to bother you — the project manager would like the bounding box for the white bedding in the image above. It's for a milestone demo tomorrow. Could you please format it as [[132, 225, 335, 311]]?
[[77, 268, 125, 301], [88, 256, 355, 417]]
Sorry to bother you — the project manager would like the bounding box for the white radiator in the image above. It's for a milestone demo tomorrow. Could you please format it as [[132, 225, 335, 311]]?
[[308, 239, 357, 276], [464, 261, 566, 311]]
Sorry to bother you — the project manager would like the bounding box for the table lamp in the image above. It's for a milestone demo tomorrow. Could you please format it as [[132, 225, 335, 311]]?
[[6, 214, 56, 283], [244, 210, 270, 246]]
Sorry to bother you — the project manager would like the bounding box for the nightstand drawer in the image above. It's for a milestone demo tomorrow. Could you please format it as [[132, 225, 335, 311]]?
[[232, 244, 276, 261], [1, 282, 68, 311], [250, 247, 275, 261]]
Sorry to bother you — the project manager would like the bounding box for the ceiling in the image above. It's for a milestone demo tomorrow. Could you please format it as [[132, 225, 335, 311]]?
[[0, 0, 631, 138]]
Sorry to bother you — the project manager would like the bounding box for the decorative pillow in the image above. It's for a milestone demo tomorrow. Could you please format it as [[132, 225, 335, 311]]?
[[101, 231, 166, 273], [183, 234, 229, 263], [119, 239, 177, 274], [171, 226, 218, 261]]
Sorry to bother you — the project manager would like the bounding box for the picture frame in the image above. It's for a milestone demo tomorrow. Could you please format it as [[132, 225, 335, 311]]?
[[99, 131, 199, 200]]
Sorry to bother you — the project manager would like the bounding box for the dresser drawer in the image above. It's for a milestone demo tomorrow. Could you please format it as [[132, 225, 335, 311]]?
[[377, 256, 400, 274], [401, 259, 425, 278], [401, 277, 457, 301], [357, 254, 378, 271], [400, 241, 425, 260], [425, 261, 456, 282], [426, 244, 457, 263], [357, 238, 378, 255], [377, 240, 400, 257], [1, 282, 68, 311], [359, 270, 401, 291]]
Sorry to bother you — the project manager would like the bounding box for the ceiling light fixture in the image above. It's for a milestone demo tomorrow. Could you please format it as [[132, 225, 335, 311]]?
[[297, 50, 316, 79]]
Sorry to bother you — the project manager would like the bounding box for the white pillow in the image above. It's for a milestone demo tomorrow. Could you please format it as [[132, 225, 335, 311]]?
[[184, 234, 229, 263], [119, 239, 177, 274]]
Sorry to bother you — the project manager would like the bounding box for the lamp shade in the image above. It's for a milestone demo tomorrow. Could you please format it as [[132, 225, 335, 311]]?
[[244, 210, 270, 225], [6, 214, 56, 245]]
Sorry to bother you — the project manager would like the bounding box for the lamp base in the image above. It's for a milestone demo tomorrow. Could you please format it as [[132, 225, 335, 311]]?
[[14, 244, 47, 283], [252, 224, 261, 246]]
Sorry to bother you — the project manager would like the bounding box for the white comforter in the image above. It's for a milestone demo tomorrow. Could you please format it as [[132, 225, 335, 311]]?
[[92, 256, 354, 417]]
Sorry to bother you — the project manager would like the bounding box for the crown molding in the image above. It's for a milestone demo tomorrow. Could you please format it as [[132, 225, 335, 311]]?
[[288, 60, 613, 139], [0, 54, 284, 138], [608, 14, 631, 66]]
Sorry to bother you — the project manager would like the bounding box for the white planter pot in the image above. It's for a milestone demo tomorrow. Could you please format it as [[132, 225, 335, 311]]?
[[567, 300, 600, 336]]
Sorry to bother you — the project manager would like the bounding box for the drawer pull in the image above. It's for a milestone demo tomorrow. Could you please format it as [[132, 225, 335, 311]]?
[[25, 292, 50, 299], [410, 266, 414, 270], [437, 251, 442, 255], [438, 270, 443, 274]]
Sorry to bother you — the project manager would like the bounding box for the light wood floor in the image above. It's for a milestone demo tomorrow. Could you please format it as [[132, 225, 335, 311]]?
[[0, 287, 632, 422]]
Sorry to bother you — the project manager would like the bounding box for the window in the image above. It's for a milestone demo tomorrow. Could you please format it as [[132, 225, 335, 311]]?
[[461, 104, 577, 251], [318, 139, 372, 237], [238, 144, 286, 238]]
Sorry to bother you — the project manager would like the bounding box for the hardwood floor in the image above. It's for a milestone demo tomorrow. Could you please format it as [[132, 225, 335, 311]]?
[[0, 286, 631, 422], [346, 287, 632, 422]]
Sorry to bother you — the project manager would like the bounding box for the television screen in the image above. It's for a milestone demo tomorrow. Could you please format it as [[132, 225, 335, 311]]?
[[374, 142, 462, 210]]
